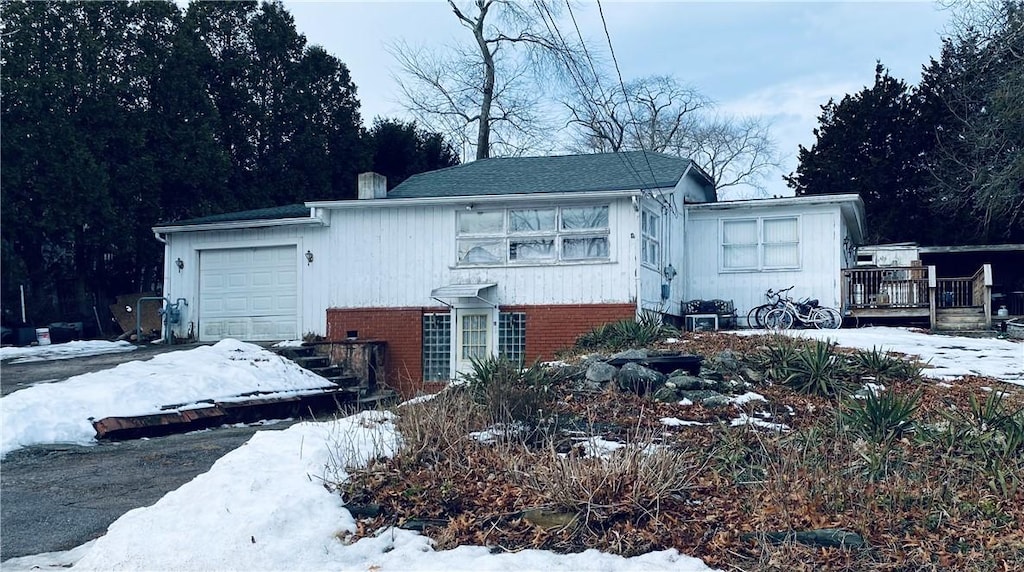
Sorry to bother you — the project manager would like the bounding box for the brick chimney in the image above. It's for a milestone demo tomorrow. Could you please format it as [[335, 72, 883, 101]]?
[[357, 172, 387, 200]]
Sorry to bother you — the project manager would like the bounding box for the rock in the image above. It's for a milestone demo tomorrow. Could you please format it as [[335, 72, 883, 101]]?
[[678, 389, 728, 407], [652, 385, 681, 402], [585, 362, 618, 384], [741, 367, 764, 383], [743, 528, 865, 549], [523, 508, 578, 530], [665, 374, 707, 390], [609, 348, 648, 361], [712, 350, 742, 372], [616, 362, 666, 395]]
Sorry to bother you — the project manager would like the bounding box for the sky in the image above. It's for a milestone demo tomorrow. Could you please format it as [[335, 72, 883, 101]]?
[[1, 327, 1020, 570], [282, 1, 952, 198]]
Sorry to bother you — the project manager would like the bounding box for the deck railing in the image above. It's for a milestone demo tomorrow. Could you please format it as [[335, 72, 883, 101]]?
[[937, 277, 975, 307], [843, 266, 930, 309]]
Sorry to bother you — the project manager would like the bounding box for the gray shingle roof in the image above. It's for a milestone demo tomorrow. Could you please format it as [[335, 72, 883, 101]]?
[[158, 204, 310, 227], [388, 151, 694, 199]]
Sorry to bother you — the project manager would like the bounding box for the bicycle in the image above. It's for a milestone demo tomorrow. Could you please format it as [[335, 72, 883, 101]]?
[[746, 286, 794, 329], [764, 295, 842, 330]]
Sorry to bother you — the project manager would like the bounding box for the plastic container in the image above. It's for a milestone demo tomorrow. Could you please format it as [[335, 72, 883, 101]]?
[[997, 305, 1009, 317], [35, 327, 51, 346]]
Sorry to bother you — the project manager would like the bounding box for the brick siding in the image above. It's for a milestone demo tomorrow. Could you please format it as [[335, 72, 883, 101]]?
[[326, 303, 635, 398]]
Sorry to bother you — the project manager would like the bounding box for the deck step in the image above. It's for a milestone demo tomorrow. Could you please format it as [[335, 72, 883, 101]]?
[[292, 355, 330, 369]]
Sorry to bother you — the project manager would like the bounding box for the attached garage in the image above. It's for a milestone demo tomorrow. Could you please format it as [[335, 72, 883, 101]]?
[[197, 245, 299, 341]]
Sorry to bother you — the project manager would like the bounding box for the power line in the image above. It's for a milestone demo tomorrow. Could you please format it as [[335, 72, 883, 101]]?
[[593, 0, 663, 194]]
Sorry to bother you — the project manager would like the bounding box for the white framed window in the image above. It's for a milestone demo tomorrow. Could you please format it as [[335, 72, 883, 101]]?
[[456, 205, 610, 266], [722, 216, 799, 271], [641, 209, 661, 267]]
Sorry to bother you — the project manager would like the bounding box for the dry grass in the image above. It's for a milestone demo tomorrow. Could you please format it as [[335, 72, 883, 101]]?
[[339, 332, 1024, 570]]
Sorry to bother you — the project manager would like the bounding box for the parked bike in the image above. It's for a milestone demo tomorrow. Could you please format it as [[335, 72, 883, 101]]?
[[749, 286, 842, 330]]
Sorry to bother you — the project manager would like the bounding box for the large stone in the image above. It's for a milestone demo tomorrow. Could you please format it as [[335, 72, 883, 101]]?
[[616, 362, 666, 395], [743, 528, 865, 549], [609, 348, 648, 361], [713, 350, 742, 372], [586, 362, 618, 383], [678, 389, 729, 407], [666, 374, 713, 390], [652, 385, 681, 403]]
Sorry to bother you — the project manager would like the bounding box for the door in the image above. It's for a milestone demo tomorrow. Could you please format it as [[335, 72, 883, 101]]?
[[198, 246, 298, 341], [455, 310, 493, 376]]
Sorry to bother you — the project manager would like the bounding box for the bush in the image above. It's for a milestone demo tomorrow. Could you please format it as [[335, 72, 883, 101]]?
[[842, 389, 921, 444], [853, 346, 924, 382], [758, 338, 850, 396], [573, 312, 678, 352], [461, 355, 557, 428]]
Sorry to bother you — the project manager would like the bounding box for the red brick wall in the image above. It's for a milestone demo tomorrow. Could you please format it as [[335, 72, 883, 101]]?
[[326, 303, 635, 398], [326, 307, 446, 398], [503, 303, 636, 361]]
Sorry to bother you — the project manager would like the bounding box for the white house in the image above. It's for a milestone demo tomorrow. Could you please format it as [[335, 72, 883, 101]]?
[[153, 151, 864, 396]]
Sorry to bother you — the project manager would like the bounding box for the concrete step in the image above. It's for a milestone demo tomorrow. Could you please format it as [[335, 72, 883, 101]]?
[[292, 355, 330, 369]]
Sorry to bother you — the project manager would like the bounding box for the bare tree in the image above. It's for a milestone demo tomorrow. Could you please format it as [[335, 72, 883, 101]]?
[[566, 74, 780, 196], [564, 74, 708, 153], [391, 1, 578, 160], [674, 114, 780, 195]]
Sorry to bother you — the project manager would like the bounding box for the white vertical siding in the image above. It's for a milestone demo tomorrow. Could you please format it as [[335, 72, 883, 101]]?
[[162, 222, 329, 339], [683, 203, 846, 319], [324, 199, 638, 309]]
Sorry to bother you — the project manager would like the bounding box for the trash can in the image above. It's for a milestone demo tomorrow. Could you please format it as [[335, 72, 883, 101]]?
[[35, 328, 51, 345]]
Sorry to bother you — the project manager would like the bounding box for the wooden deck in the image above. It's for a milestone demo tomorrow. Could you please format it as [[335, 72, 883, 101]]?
[[842, 264, 992, 330]]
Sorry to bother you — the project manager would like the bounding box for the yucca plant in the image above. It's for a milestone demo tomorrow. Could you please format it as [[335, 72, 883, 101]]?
[[782, 340, 851, 396], [460, 355, 556, 427], [754, 335, 803, 382], [573, 312, 677, 352], [842, 390, 921, 444], [853, 346, 924, 382]]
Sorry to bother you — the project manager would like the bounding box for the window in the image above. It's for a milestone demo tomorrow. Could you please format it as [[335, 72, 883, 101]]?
[[641, 209, 661, 267], [422, 313, 451, 381], [722, 217, 799, 271], [460, 314, 488, 360], [456, 205, 610, 265], [498, 312, 526, 363]]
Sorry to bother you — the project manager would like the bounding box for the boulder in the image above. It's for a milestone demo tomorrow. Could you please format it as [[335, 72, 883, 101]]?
[[616, 362, 666, 395], [609, 348, 648, 361], [678, 389, 730, 407], [666, 374, 714, 391], [743, 528, 865, 549]]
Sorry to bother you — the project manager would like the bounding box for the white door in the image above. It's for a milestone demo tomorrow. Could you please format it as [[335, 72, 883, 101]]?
[[455, 310, 493, 376], [198, 246, 298, 341]]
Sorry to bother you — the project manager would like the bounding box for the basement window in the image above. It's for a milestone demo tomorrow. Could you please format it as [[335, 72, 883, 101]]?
[[422, 313, 451, 382], [498, 312, 526, 363]]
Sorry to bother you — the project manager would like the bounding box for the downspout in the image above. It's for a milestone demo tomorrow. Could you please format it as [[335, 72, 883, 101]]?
[[153, 230, 172, 340]]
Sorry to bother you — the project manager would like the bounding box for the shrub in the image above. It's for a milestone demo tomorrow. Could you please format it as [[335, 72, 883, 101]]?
[[573, 312, 678, 352], [852, 346, 924, 382], [758, 339, 850, 396], [842, 389, 921, 444], [461, 355, 557, 428]]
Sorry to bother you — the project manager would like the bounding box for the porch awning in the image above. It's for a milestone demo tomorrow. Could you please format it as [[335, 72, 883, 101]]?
[[430, 283, 497, 306]]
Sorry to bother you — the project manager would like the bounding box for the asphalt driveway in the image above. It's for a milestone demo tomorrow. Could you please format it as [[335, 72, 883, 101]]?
[[0, 342, 302, 560]]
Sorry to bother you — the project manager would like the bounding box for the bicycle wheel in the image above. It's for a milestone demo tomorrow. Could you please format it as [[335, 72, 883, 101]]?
[[764, 308, 794, 330], [811, 307, 842, 330], [747, 304, 773, 328]]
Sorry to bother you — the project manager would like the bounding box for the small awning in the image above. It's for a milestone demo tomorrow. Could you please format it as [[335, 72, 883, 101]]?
[[430, 283, 497, 306]]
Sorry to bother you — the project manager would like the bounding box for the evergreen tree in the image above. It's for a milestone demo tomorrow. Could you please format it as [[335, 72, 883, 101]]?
[[367, 118, 460, 190], [785, 64, 937, 244]]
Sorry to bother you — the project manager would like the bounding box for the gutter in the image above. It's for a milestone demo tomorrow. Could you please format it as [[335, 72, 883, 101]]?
[[153, 215, 326, 235], [305, 188, 653, 210]]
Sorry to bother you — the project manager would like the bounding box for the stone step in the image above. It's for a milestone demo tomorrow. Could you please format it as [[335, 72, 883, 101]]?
[[292, 355, 330, 369], [274, 346, 317, 360]]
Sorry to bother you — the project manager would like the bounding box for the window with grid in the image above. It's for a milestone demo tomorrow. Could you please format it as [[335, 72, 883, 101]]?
[[422, 313, 451, 382], [498, 312, 526, 363], [641, 209, 661, 267], [456, 205, 609, 265], [722, 217, 799, 271], [460, 314, 488, 360]]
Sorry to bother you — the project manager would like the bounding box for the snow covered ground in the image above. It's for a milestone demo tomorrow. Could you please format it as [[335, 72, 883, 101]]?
[[2, 410, 718, 572], [1, 328, 1018, 570], [735, 326, 1023, 385], [0, 339, 334, 457], [0, 340, 137, 363]]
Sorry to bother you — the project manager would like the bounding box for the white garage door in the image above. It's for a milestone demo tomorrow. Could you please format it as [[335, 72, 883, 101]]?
[[198, 246, 298, 341]]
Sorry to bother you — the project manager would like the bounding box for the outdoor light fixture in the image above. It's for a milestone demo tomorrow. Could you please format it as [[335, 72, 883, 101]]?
[[175, 257, 184, 272], [663, 263, 677, 281], [305, 250, 314, 265]]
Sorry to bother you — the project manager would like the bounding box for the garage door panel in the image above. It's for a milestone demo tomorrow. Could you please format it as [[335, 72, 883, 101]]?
[[199, 245, 298, 341]]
